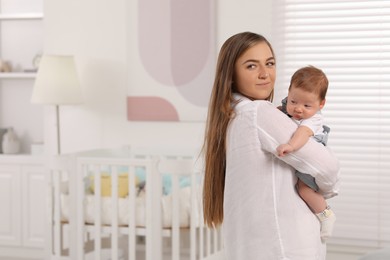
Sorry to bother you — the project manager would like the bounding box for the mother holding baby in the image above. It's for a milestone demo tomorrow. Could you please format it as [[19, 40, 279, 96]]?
[[202, 32, 340, 260]]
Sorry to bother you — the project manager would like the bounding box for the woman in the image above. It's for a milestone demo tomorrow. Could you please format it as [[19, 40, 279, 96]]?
[[203, 32, 340, 260]]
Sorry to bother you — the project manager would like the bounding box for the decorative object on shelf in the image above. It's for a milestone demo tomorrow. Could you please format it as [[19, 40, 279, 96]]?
[[31, 55, 83, 154], [33, 53, 42, 69], [0, 59, 12, 72], [24, 53, 43, 73], [2, 127, 20, 154], [0, 128, 7, 153]]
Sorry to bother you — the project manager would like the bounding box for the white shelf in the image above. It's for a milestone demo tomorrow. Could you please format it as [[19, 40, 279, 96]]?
[[0, 72, 36, 79], [0, 154, 44, 164], [0, 13, 43, 20], [0, 3, 43, 156]]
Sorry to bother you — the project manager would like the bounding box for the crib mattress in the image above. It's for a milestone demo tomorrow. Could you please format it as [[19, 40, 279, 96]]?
[[60, 187, 198, 228]]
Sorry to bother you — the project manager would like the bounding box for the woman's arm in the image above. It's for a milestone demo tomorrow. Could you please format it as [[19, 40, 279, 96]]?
[[256, 101, 340, 199]]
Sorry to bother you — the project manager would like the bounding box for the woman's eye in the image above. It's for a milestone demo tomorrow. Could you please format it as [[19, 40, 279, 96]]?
[[247, 64, 256, 69], [266, 61, 275, 67]]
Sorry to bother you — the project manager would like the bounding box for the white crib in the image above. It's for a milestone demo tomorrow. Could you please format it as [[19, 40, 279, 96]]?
[[47, 148, 222, 260]]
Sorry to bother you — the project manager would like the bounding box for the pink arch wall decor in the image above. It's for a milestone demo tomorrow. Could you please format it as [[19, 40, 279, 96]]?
[[127, 0, 215, 121]]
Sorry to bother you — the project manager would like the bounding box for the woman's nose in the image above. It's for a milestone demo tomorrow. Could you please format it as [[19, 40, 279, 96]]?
[[258, 68, 268, 79]]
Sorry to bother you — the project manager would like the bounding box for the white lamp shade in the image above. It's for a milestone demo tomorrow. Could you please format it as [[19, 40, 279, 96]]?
[[31, 55, 83, 105]]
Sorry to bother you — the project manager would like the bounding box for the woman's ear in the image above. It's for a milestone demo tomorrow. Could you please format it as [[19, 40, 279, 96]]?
[[320, 98, 326, 109]]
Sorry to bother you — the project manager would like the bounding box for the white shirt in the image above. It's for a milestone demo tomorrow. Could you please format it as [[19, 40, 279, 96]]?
[[293, 111, 324, 136], [223, 94, 340, 260]]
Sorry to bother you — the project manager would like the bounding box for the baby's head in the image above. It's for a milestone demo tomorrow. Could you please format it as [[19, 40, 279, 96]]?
[[286, 66, 328, 120], [289, 65, 328, 100]]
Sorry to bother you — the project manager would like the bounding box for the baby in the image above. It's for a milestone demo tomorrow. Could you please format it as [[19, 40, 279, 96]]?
[[277, 65, 336, 242]]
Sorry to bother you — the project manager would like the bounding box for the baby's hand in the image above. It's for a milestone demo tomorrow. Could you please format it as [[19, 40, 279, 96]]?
[[277, 143, 294, 157]]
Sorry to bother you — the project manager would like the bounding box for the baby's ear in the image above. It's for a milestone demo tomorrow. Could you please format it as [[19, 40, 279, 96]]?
[[320, 99, 326, 109]]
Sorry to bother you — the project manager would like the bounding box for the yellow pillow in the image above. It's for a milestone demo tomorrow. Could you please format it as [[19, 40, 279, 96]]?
[[89, 173, 139, 198]]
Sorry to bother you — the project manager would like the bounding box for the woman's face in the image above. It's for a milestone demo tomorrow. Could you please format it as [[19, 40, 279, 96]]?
[[234, 42, 276, 100]]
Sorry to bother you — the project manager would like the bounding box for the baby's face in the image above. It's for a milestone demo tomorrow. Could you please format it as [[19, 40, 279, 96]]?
[[286, 87, 325, 120]]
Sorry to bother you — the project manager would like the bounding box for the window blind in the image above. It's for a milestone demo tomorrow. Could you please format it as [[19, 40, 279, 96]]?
[[271, 0, 390, 250]]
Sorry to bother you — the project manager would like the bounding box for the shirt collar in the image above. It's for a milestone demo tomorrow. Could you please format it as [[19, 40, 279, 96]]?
[[233, 93, 252, 108]]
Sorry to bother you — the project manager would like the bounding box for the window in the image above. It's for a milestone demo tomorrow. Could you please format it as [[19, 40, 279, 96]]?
[[272, 0, 390, 250]]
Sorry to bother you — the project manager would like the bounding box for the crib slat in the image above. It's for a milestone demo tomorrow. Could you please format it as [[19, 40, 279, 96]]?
[[206, 226, 211, 256], [213, 228, 218, 253], [199, 216, 204, 259], [171, 172, 180, 260], [146, 157, 162, 260], [128, 165, 136, 260], [47, 169, 54, 258], [190, 172, 197, 260], [218, 227, 222, 251], [111, 166, 119, 260], [94, 166, 102, 260], [77, 162, 86, 260], [53, 170, 61, 257]]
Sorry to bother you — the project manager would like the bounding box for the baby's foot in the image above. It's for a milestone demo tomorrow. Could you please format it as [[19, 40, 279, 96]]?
[[316, 207, 336, 242]]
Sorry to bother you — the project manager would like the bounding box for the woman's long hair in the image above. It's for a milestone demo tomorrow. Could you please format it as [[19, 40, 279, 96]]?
[[202, 32, 275, 228]]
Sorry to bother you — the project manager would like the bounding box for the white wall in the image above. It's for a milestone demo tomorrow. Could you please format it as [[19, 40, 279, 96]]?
[[43, 0, 273, 155]]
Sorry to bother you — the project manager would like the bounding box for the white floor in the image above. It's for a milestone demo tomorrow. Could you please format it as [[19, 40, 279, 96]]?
[[327, 251, 363, 260], [0, 256, 32, 260], [0, 250, 366, 260]]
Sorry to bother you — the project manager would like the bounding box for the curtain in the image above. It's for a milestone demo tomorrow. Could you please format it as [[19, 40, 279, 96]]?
[[272, 0, 390, 250]]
